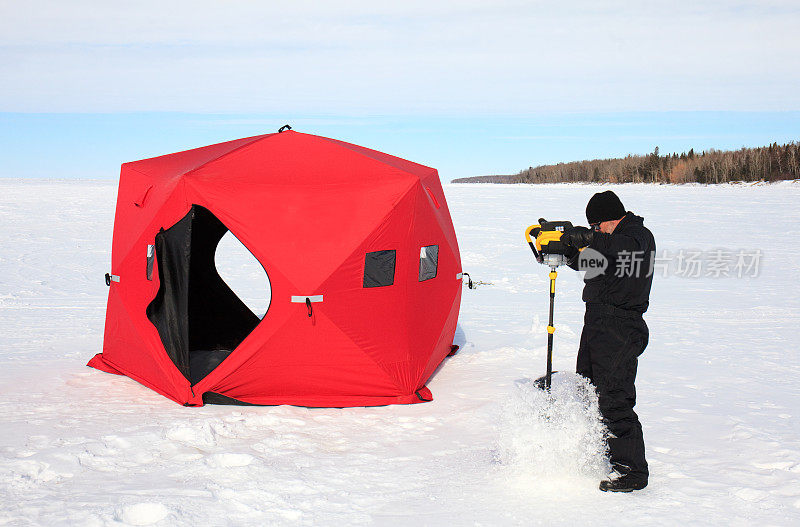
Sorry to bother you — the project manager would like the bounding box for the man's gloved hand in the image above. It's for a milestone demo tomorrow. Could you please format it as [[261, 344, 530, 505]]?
[[561, 226, 594, 249]]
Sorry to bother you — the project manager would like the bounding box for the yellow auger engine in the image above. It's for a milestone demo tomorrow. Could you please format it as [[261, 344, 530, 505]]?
[[525, 219, 574, 268], [524, 219, 574, 390]]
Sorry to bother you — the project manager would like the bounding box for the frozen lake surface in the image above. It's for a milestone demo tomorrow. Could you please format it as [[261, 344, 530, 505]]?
[[1, 180, 799, 525]]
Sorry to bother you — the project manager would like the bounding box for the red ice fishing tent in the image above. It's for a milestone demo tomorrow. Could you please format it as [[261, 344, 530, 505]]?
[[88, 128, 462, 407]]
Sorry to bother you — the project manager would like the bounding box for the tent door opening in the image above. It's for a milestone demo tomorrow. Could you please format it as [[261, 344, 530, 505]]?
[[146, 205, 270, 385]]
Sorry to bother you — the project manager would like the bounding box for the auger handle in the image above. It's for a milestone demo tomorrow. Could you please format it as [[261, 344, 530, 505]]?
[[525, 224, 543, 263]]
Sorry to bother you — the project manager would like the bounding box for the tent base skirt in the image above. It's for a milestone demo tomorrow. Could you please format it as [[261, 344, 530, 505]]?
[[87, 353, 124, 375], [87, 353, 188, 405], [194, 386, 434, 407], [202, 391, 258, 406], [87, 353, 435, 407]]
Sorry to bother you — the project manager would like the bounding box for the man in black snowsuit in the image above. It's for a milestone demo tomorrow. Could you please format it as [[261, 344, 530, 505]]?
[[561, 190, 655, 492]]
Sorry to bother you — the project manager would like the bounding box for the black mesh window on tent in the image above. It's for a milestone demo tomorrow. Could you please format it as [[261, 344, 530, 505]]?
[[363, 250, 396, 287], [419, 245, 439, 281], [146, 205, 265, 385]]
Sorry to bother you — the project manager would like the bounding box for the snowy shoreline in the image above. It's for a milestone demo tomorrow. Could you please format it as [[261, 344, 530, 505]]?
[[450, 178, 800, 187]]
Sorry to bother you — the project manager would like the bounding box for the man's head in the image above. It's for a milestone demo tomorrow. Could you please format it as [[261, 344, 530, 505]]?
[[586, 190, 626, 234]]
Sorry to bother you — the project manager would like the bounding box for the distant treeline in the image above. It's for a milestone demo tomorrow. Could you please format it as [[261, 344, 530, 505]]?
[[453, 141, 800, 184]]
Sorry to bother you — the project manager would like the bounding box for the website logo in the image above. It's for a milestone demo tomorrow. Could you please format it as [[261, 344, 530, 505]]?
[[577, 247, 608, 279]]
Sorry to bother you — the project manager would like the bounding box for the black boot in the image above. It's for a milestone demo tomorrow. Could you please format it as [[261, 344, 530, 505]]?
[[599, 473, 648, 492]]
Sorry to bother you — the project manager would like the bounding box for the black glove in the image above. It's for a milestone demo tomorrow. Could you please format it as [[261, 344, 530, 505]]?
[[561, 226, 594, 249]]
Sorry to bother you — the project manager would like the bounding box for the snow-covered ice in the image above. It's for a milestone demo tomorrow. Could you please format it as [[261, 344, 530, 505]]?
[[1, 179, 799, 525]]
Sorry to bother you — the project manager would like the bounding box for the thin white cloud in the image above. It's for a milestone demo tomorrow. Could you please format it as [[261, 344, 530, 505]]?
[[1, 1, 798, 112]]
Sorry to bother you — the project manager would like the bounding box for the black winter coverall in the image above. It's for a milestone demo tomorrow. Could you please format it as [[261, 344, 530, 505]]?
[[569, 212, 655, 479]]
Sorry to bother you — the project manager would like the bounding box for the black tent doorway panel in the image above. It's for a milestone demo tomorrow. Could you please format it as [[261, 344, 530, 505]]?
[[146, 205, 265, 384]]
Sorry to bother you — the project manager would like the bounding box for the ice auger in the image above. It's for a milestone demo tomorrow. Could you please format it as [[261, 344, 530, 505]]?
[[524, 219, 574, 390]]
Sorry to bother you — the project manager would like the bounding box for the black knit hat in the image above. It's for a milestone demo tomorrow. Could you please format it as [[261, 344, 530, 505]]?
[[586, 190, 626, 224]]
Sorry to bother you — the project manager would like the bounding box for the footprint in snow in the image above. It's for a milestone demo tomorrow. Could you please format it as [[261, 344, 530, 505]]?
[[115, 503, 171, 526], [734, 487, 769, 502], [205, 453, 254, 468], [164, 425, 216, 448]]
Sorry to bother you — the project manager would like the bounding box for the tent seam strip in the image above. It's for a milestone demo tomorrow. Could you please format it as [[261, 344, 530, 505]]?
[[314, 135, 438, 178], [180, 134, 274, 178]]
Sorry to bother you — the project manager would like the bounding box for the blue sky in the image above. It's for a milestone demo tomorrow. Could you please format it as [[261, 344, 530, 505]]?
[[1, 1, 799, 181], [2, 112, 799, 182]]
